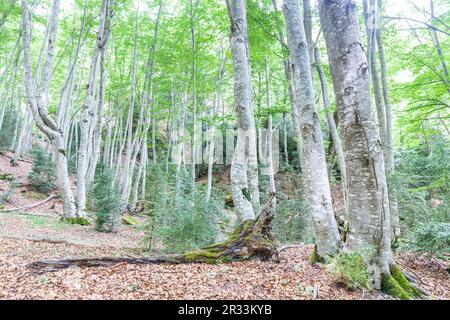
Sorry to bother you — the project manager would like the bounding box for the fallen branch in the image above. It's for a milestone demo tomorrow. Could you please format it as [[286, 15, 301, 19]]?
[[278, 244, 304, 253], [0, 194, 56, 213], [0, 234, 134, 250], [0, 151, 33, 164], [28, 255, 187, 273], [28, 193, 279, 273]]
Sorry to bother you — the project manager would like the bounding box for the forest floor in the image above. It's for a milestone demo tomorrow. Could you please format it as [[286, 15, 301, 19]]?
[[1, 152, 449, 300]]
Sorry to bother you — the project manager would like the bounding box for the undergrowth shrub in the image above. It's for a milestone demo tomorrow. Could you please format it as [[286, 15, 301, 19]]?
[[90, 164, 121, 232], [0, 177, 18, 208], [328, 252, 369, 290], [268, 167, 314, 244], [28, 146, 57, 193], [272, 191, 312, 244], [144, 166, 221, 253], [411, 222, 450, 258], [394, 136, 449, 257]]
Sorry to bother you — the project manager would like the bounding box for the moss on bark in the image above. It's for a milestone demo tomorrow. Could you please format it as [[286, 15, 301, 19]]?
[[308, 245, 326, 264], [29, 194, 279, 272], [381, 265, 422, 299], [183, 194, 279, 264], [65, 217, 90, 226]]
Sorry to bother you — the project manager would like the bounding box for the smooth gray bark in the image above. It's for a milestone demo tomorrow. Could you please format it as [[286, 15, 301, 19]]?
[[375, 0, 400, 239], [77, 0, 110, 217], [319, 0, 393, 289], [283, 0, 340, 257], [314, 46, 349, 221], [21, 0, 77, 218], [226, 0, 260, 221], [363, 0, 387, 152]]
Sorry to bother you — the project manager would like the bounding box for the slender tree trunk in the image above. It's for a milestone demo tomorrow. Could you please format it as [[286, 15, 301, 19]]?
[[302, 0, 314, 67], [76, 0, 110, 217], [314, 46, 349, 221], [119, 1, 139, 209], [0, 60, 18, 132], [363, 0, 387, 153], [375, 0, 400, 240], [21, 0, 77, 219], [283, 0, 340, 257], [272, 0, 298, 163], [429, 0, 449, 78], [264, 56, 276, 210], [226, 0, 260, 221], [206, 89, 217, 201], [319, 0, 393, 289], [189, 0, 199, 191], [86, 4, 113, 188]]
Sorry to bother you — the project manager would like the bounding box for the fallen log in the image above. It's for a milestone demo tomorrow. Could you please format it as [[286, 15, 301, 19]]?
[[0, 194, 56, 213], [28, 193, 279, 273]]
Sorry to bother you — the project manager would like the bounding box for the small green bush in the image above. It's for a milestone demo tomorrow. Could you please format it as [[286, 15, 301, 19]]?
[[328, 252, 369, 290], [412, 222, 450, 258], [90, 165, 121, 232], [145, 167, 221, 253], [0, 177, 18, 206], [394, 138, 449, 257], [272, 191, 313, 244], [28, 146, 57, 193]]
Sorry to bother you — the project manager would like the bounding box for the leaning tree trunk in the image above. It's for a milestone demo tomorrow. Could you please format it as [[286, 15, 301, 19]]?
[[21, 0, 78, 220], [318, 0, 421, 299], [283, 0, 341, 258], [28, 193, 279, 273], [226, 0, 260, 221]]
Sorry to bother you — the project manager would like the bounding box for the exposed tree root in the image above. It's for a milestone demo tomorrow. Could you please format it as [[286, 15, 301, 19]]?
[[28, 193, 279, 273], [381, 265, 426, 300]]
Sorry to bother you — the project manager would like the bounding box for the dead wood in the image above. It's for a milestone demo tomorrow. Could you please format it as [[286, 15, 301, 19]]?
[[28, 193, 279, 273]]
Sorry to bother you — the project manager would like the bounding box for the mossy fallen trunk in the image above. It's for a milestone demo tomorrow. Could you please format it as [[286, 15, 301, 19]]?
[[28, 194, 279, 273], [184, 193, 278, 263]]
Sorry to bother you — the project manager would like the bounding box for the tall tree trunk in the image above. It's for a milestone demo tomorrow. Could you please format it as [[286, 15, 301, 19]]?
[[21, 0, 77, 219], [314, 46, 349, 222], [375, 0, 400, 240], [119, 1, 139, 208], [302, 0, 314, 68], [264, 56, 276, 210], [226, 0, 260, 221], [76, 0, 110, 217], [272, 0, 298, 164], [283, 0, 340, 258], [318, 0, 393, 289], [86, 2, 113, 188], [363, 0, 387, 153], [189, 0, 199, 192]]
